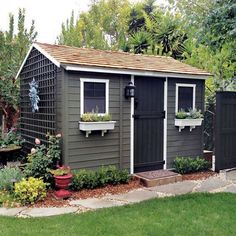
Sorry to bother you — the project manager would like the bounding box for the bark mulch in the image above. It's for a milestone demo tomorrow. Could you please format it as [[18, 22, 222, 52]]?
[[182, 170, 218, 181], [31, 171, 218, 208], [32, 179, 141, 208]]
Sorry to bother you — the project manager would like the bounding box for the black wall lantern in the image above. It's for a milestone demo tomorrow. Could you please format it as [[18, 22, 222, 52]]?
[[125, 82, 135, 99]]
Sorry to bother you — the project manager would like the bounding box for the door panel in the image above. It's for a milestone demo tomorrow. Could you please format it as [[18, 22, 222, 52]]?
[[134, 77, 165, 172]]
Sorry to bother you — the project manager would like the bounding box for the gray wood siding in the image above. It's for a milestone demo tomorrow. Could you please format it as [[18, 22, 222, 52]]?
[[60, 71, 131, 170], [167, 78, 205, 168]]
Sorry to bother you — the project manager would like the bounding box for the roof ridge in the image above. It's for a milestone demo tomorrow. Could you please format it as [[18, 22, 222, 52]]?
[[34, 41, 173, 59]]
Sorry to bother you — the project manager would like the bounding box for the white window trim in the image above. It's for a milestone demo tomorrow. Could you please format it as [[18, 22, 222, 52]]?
[[80, 78, 109, 115], [175, 83, 196, 113]]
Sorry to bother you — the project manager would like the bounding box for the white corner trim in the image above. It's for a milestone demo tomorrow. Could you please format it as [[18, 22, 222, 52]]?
[[163, 77, 168, 169], [15, 43, 60, 79], [65, 65, 210, 80], [175, 83, 196, 113], [15, 44, 34, 79], [130, 75, 135, 174], [80, 78, 109, 115]]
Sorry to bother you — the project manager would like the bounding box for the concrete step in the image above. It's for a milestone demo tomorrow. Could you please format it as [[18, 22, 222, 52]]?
[[134, 169, 182, 187]]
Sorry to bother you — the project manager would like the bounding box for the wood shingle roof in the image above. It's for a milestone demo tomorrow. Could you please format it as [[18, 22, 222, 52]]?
[[35, 42, 211, 77]]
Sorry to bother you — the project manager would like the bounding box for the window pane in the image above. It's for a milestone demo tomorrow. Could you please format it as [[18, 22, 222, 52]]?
[[84, 98, 105, 113], [84, 82, 106, 113], [84, 82, 105, 98], [84, 82, 94, 90], [178, 87, 193, 112]]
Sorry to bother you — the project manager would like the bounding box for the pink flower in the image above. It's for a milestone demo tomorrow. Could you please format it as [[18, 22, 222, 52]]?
[[56, 133, 62, 138], [31, 148, 36, 154], [35, 138, 41, 145]]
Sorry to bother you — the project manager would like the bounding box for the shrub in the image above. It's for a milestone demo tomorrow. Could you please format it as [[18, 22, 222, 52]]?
[[0, 128, 23, 148], [23, 134, 61, 183], [173, 156, 210, 174], [0, 166, 23, 192], [14, 177, 47, 205], [0, 190, 19, 208], [70, 166, 130, 191]]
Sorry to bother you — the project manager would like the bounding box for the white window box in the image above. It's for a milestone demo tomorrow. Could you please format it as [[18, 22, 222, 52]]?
[[79, 121, 116, 137], [175, 118, 203, 132]]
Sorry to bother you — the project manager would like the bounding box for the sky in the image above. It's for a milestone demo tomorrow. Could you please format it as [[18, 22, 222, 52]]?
[[0, 0, 165, 43]]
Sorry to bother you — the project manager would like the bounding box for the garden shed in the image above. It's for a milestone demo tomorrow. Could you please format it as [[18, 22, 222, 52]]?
[[17, 42, 210, 173]]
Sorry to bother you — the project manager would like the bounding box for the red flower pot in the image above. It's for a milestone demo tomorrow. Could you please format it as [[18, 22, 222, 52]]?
[[54, 174, 72, 199]]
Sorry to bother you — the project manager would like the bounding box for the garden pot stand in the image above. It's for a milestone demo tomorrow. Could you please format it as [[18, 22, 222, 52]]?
[[54, 189, 72, 199]]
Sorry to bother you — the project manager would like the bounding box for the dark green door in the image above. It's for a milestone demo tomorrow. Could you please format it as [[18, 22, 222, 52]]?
[[134, 77, 165, 173]]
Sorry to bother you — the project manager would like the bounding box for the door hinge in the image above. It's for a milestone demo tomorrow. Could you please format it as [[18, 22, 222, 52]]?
[[162, 111, 166, 118]]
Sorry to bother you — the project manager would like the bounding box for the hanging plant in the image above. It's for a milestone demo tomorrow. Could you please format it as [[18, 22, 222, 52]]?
[[29, 78, 40, 113]]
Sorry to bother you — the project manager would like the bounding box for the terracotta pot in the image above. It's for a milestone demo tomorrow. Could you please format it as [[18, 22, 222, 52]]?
[[54, 174, 72, 199], [55, 174, 73, 189]]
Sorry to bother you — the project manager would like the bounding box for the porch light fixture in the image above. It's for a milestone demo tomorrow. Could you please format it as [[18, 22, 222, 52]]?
[[125, 82, 135, 99]]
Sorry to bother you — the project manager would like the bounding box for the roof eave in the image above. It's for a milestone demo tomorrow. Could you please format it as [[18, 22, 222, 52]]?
[[63, 64, 211, 80]]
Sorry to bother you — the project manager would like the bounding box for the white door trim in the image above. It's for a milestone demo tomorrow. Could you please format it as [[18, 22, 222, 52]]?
[[163, 77, 168, 169], [130, 75, 135, 174]]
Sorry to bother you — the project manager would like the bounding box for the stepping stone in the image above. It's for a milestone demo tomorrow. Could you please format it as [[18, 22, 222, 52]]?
[[105, 189, 158, 203], [224, 185, 236, 193], [195, 177, 229, 192], [20, 207, 79, 217], [134, 170, 182, 187], [226, 170, 236, 181], [70, 198, 124, 209], [0, 207, 26, 216], [148, 181, 197, 195]]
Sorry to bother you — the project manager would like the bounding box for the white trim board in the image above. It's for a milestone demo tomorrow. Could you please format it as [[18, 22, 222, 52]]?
[[65, 65, 210, 80], [175, 83, 196, 113], [16, 43, 60, 79], [130, 75, 135, 174], [80, 78, 109, 115], [163, 77, 168, 169]]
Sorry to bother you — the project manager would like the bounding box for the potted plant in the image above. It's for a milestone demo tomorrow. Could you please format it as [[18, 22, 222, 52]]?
[[175, 108, 203, 132], [50, 166, 72, 198], [79, 113, 116, 137]]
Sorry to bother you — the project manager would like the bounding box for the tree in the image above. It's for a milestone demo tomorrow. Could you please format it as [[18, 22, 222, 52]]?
[[201, 0, 236, 49], [58, 0, 131, 50], [0, 8, 37, 130]]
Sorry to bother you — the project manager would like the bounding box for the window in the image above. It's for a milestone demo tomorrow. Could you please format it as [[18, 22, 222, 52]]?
[[176, 84, 196, 112], [80, 78, 109, 114]]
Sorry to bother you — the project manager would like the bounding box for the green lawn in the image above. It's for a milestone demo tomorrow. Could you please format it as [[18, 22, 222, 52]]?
[[1, 193, 236, 236]]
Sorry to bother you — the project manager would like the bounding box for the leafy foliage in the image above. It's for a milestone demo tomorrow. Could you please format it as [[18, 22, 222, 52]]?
[[175, 108, 203, 119], [173, 156, 210, 174], [23, 134, 61, 183], [0, 128, 23, 148], [70, 166, 130, 191], [58, 0, 131, 50], [50, 166, 71, 176], [201, 0, 236, 49], [81, 113, 112, 122], [14, 177, 47, 205], [0, 166, 23, 192], [0, 9, 37, 130]]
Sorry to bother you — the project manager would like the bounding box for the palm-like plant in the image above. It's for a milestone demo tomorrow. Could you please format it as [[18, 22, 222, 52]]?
[[129, 30, 151, 54]]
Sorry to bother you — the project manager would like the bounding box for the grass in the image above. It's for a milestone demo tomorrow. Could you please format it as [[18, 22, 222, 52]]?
[[0, 193, 236, 236]]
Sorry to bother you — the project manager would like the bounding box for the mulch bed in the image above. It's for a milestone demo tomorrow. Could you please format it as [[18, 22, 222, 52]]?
[[31, 171, 218, 208], [182, 170, 218, 181], [32, 179, 142, 208]]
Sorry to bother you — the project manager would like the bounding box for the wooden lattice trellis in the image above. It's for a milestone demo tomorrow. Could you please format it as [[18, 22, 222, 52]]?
[[20, 48, 57, 153]]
